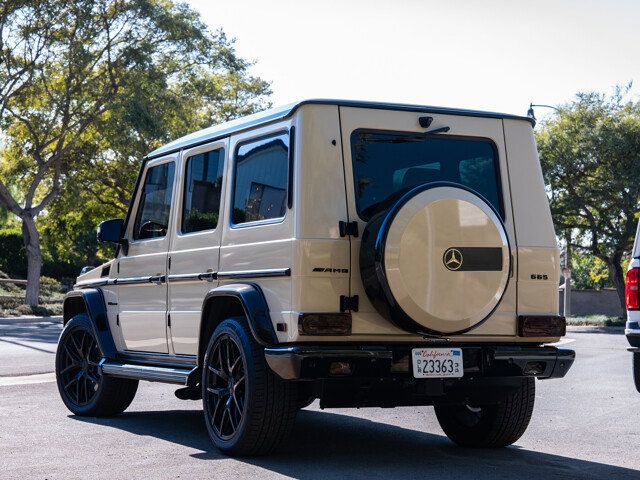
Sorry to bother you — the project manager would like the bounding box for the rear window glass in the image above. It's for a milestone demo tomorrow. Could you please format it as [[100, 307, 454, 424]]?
[[350, 130, 502, 221], [232, 132, 289, 225]]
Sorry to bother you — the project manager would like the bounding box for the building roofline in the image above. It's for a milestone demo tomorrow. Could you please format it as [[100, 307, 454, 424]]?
[[145, 99, 534, 160]]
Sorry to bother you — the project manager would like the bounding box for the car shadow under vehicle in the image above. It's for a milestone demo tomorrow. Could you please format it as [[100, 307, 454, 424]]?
[[73, 408, 638, 480]]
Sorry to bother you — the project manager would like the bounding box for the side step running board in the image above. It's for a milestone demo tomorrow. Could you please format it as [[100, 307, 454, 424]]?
[[100, 359, 195, 385]]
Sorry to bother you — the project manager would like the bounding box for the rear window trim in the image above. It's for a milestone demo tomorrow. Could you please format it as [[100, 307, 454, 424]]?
[[349, 128, 505, 222]]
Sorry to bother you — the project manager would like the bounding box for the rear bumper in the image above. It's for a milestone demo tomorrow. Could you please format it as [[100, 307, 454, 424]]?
[[626, 321, 640, 347], [265, 344, 575, 381]]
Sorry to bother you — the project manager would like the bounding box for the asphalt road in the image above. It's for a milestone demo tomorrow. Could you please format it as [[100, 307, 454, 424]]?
[[0, 321, 639, 480]]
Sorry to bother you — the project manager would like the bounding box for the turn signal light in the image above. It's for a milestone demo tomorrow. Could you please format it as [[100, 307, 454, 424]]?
[[517, 316, 566, 337], [626, 267, 640, 310], [298, 313, 352, 336]]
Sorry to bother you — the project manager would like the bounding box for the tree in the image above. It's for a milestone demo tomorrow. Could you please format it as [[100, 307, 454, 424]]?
[[536, 86, 640, 314], [0, 0, 270, 305], [40, 61, 270, 271]]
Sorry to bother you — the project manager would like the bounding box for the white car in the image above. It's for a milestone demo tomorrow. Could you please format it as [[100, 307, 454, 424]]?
[[624, 231, 640, 392], [56, 99, 575, 455]]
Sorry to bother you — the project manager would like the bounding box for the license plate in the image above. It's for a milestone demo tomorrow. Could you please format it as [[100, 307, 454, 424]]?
[[412, 348, 464, 378]]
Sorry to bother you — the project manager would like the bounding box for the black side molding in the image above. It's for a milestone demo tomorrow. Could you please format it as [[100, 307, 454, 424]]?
[[202, 283, 278, 345], [63, 289, 118, 359]]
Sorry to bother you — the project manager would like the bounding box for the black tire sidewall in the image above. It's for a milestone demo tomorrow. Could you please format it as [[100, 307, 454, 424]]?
[[55, 314, 105, 415], [633, 352, 640, 393], [202, 318, 259, 453]]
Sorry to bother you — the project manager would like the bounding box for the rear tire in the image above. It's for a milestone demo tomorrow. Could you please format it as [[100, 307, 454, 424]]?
[[202, 317, 297, 456], [633, 352, 640, 393], [55, 314, 138, 416], [434, 377, 535, 448]]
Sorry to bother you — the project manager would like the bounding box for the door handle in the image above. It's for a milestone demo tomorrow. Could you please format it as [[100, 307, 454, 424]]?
[[198, 270, 217, 282], [149, 274, 165, 285]]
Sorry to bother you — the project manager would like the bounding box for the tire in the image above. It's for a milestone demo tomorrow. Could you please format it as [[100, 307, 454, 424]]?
[[634, 352, 640, 393], [434, 377, 535, 448], [55, 314, 138, 416], [202, 317, 297, 456]]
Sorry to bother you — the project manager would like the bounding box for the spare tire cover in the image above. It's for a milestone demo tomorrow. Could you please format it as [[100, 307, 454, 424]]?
[[360, 184, 510, 336]]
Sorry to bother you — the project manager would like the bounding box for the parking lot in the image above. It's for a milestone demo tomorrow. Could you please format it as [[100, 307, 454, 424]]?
[[0, 320, 638, 479]]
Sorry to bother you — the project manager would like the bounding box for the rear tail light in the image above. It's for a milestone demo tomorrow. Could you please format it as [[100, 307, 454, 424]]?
[[626, 267, 640, 310], [517, 316, 566, 337], [298, 313, 352, 336]]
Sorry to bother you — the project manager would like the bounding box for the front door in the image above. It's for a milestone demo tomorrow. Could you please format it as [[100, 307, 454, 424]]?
[[117, 154, 177, 353]]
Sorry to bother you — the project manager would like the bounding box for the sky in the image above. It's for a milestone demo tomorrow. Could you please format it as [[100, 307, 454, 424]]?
[[187, 0, 640, 120]]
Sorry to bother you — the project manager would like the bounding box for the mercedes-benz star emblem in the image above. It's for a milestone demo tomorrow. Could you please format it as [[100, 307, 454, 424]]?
[[443, 248, 463, 271]]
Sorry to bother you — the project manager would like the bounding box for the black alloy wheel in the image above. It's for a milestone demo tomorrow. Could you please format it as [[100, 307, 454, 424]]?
[[202, 317, 298, 456], [55, 314, 138, 417], [204, 333, 247, 440], [58, 326, 102, 406]]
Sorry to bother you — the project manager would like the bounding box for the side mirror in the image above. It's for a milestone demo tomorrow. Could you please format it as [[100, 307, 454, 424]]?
[[97, 218, 124, 244]]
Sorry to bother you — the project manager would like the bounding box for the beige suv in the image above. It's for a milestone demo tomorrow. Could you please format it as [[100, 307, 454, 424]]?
[[56, 100, 575, 455]]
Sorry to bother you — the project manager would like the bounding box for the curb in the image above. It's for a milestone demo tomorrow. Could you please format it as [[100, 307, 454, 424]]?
[[0, 315, 62, 325]]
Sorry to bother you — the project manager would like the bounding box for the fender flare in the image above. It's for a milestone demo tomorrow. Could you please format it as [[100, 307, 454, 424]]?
[[63, 289, 118, 359], [202, 283, 278, 346]]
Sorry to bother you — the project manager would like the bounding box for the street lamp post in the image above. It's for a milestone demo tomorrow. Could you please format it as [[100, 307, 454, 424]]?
[[526, 103, 561, 122]]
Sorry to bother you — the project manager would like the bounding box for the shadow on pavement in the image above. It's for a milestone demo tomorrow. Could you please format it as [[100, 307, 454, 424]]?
[[74, 408, 639, 479], [0, 321, 61, 345]]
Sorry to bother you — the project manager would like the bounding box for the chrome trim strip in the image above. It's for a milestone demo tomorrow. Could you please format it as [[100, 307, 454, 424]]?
[[74, 279, 110, 289], [217, 268, 291, 279], [117, 275, 165, 286], [167, 272, 217, 283]]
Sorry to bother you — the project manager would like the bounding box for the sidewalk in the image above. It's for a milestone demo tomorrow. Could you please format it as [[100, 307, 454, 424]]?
[[0, 315, 62, 325]]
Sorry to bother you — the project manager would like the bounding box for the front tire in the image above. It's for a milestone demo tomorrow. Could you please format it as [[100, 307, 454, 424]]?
[[202, 317, 297, 456], [633, 352, 640, 393], [55, 314, 138, 416], [434, 377, 535, 448]]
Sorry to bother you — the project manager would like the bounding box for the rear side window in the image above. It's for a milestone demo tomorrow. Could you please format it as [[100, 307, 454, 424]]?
[[133, 162, 175, 240], [351, 130, 502, 221], [181, 148, 225, 234], [232, 132, 289, 225]]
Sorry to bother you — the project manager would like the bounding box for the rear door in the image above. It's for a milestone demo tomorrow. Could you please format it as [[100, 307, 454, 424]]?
[[338, 107, 517, 336], [167, 140, 228, 355]]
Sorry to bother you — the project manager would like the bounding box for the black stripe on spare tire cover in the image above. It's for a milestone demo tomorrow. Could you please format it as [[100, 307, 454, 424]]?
[[443, 247, 503, 271]]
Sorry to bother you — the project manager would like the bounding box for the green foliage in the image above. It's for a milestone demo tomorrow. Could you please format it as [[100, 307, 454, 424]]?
[[570, 252, 612, 289], [0, 228, 26, 277], [536, 85, 640, 308], [0, 0, 272, 290], [183, 210, 219, 233]]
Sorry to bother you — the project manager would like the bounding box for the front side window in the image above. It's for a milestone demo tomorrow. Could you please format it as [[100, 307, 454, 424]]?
[[351, 130, 502, 221], [232, 132, 289, 225], [182, 149, 225, 234], [133, 162, 175, 240]]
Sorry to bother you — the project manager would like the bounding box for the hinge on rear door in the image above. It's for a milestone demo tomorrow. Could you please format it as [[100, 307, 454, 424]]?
[[340, 295, 359, 312], [168, 313, 171, 327], [339, 221, 359, 238]]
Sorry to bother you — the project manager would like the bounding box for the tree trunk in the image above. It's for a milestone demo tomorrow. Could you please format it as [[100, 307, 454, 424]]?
[[605, 253, 626, 318], [21, 213, 42, 306]]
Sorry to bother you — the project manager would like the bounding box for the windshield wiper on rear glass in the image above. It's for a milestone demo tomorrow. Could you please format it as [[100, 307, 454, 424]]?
[[424, 126, 450, 135]]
